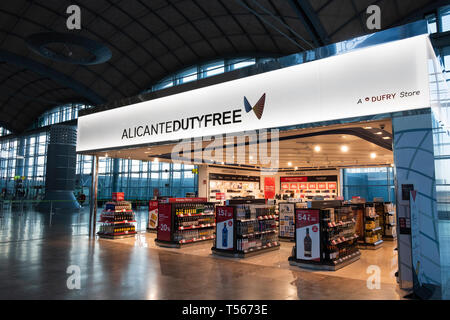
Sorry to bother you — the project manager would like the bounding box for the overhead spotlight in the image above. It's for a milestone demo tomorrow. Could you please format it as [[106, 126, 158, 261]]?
[[340, 145, 349, 152], [249, 155, 253, 160], [294, 166, 298, 170], [375, 132, 383, 135], [382, 136, 391, 140], [363, 126, 372, 129], [391, 163, 394, 167], [314, 145, 321, 152], [288, 162, 292, 166], [370, 152, 377, 159]]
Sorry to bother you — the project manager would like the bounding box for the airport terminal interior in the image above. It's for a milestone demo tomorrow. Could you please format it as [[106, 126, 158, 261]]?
[[1, 1, 450, 300]]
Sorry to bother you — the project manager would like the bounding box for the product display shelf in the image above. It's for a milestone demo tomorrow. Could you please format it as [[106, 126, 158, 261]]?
[[212, 202, 280, 258], [352, 202, 384, 250], [382, 202, 397, 241], [289, 202, 361, 271], [155, 198, 216, 248], [97, 200, 137, 239]]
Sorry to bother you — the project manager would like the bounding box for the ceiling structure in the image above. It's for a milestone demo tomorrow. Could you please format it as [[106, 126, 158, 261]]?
[[0, 0, 444, 133], [86, 120, 394, 170]]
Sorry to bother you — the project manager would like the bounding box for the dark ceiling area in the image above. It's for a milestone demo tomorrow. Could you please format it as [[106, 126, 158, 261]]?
[[0, 0, 445, 133]]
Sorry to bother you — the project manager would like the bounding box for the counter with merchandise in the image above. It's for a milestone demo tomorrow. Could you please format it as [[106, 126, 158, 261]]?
[[212, 200, 279, 258], [155, 198, 216, 248], [288, 200, 361, 271]]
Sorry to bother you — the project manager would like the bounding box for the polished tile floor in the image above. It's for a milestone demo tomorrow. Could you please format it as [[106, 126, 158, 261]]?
[[0, 206, 407, 299]]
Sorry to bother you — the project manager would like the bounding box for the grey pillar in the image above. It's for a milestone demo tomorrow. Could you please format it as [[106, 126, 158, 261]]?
[[37, 125, 80, 211]]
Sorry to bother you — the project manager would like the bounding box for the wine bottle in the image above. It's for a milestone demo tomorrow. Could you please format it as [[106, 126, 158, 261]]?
[[304, 227, 312, 257]]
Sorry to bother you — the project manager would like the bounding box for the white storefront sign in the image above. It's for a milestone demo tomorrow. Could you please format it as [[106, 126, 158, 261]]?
[[77, 35, 430, 152]]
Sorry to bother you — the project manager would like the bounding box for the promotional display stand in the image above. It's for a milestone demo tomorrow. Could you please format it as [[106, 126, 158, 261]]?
[[147, 200, 158, 232], [212, 201, 279, 258], [289, 202, 360, 271], [278, 202, 295, 242], [97, 192, 137, 239], [155, 198, 216, 248]]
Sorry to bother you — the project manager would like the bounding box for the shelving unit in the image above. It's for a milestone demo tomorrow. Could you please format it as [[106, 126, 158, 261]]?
[[347, 202, 384, 250], [97, 196, 137, 239], [212, 201, 280, 258], [155, 198, 216, 248], [382, 202, 397, 241], [289, 202, 361, 271]]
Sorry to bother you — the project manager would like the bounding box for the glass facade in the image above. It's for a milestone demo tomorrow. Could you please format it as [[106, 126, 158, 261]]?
[[32, 103, 93, 129], [342, 167, 395, 202], [150, 57, 258, 92], [0, 131, 48, 199], [75, 157, 197, 201]]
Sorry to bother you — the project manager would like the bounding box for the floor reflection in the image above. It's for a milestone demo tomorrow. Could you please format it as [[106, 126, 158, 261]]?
[[0, 205, 407, 299]]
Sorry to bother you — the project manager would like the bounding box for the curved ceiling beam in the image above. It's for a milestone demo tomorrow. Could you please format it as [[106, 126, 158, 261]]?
[[287, 0, 330, 46], [0, 49, 105, 106]]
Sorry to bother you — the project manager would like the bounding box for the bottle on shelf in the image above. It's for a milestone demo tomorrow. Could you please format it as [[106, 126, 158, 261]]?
[[304, 227, 312, 257]]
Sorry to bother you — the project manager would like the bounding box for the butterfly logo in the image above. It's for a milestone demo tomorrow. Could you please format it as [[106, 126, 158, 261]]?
[[244, 93, 266, 120]]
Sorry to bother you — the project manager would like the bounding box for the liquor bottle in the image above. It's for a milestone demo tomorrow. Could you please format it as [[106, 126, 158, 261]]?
[[222, 222, 228, 247], [304, 227, 312, 257]]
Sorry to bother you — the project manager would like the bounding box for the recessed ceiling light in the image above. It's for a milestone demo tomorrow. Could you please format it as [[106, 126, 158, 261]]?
[[376, 132, 383, 135], [294, 166, 298, 170], [370, 152, 377, 159], [382, 136, 391, 139], [314, 145, 321, 152], [249, 155, 253, 160], [364, 126, 372, 129], [341, 145, 349, 152], [288, 162, 292, 166]]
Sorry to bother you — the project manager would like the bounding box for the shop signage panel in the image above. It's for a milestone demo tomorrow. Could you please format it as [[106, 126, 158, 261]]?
[[281, 183, 289, 190], [209, 173, 260, 182], [112, 192, 124, 201], [215, 193, 225, 200], [280, 177, 308, 183], [327, 182, 337, 189], [264, 177, 276, 199], [159, 197, 207, 203], [295, 209, 320, 261], [157, 204, 172, 241], [77, 36, 430, 152], [300, 183, 308, 189], [216, 206, 234, 250], [318, 183, 327, 189], [308, 183, 317, 189], [290, 183, 298, 189]]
